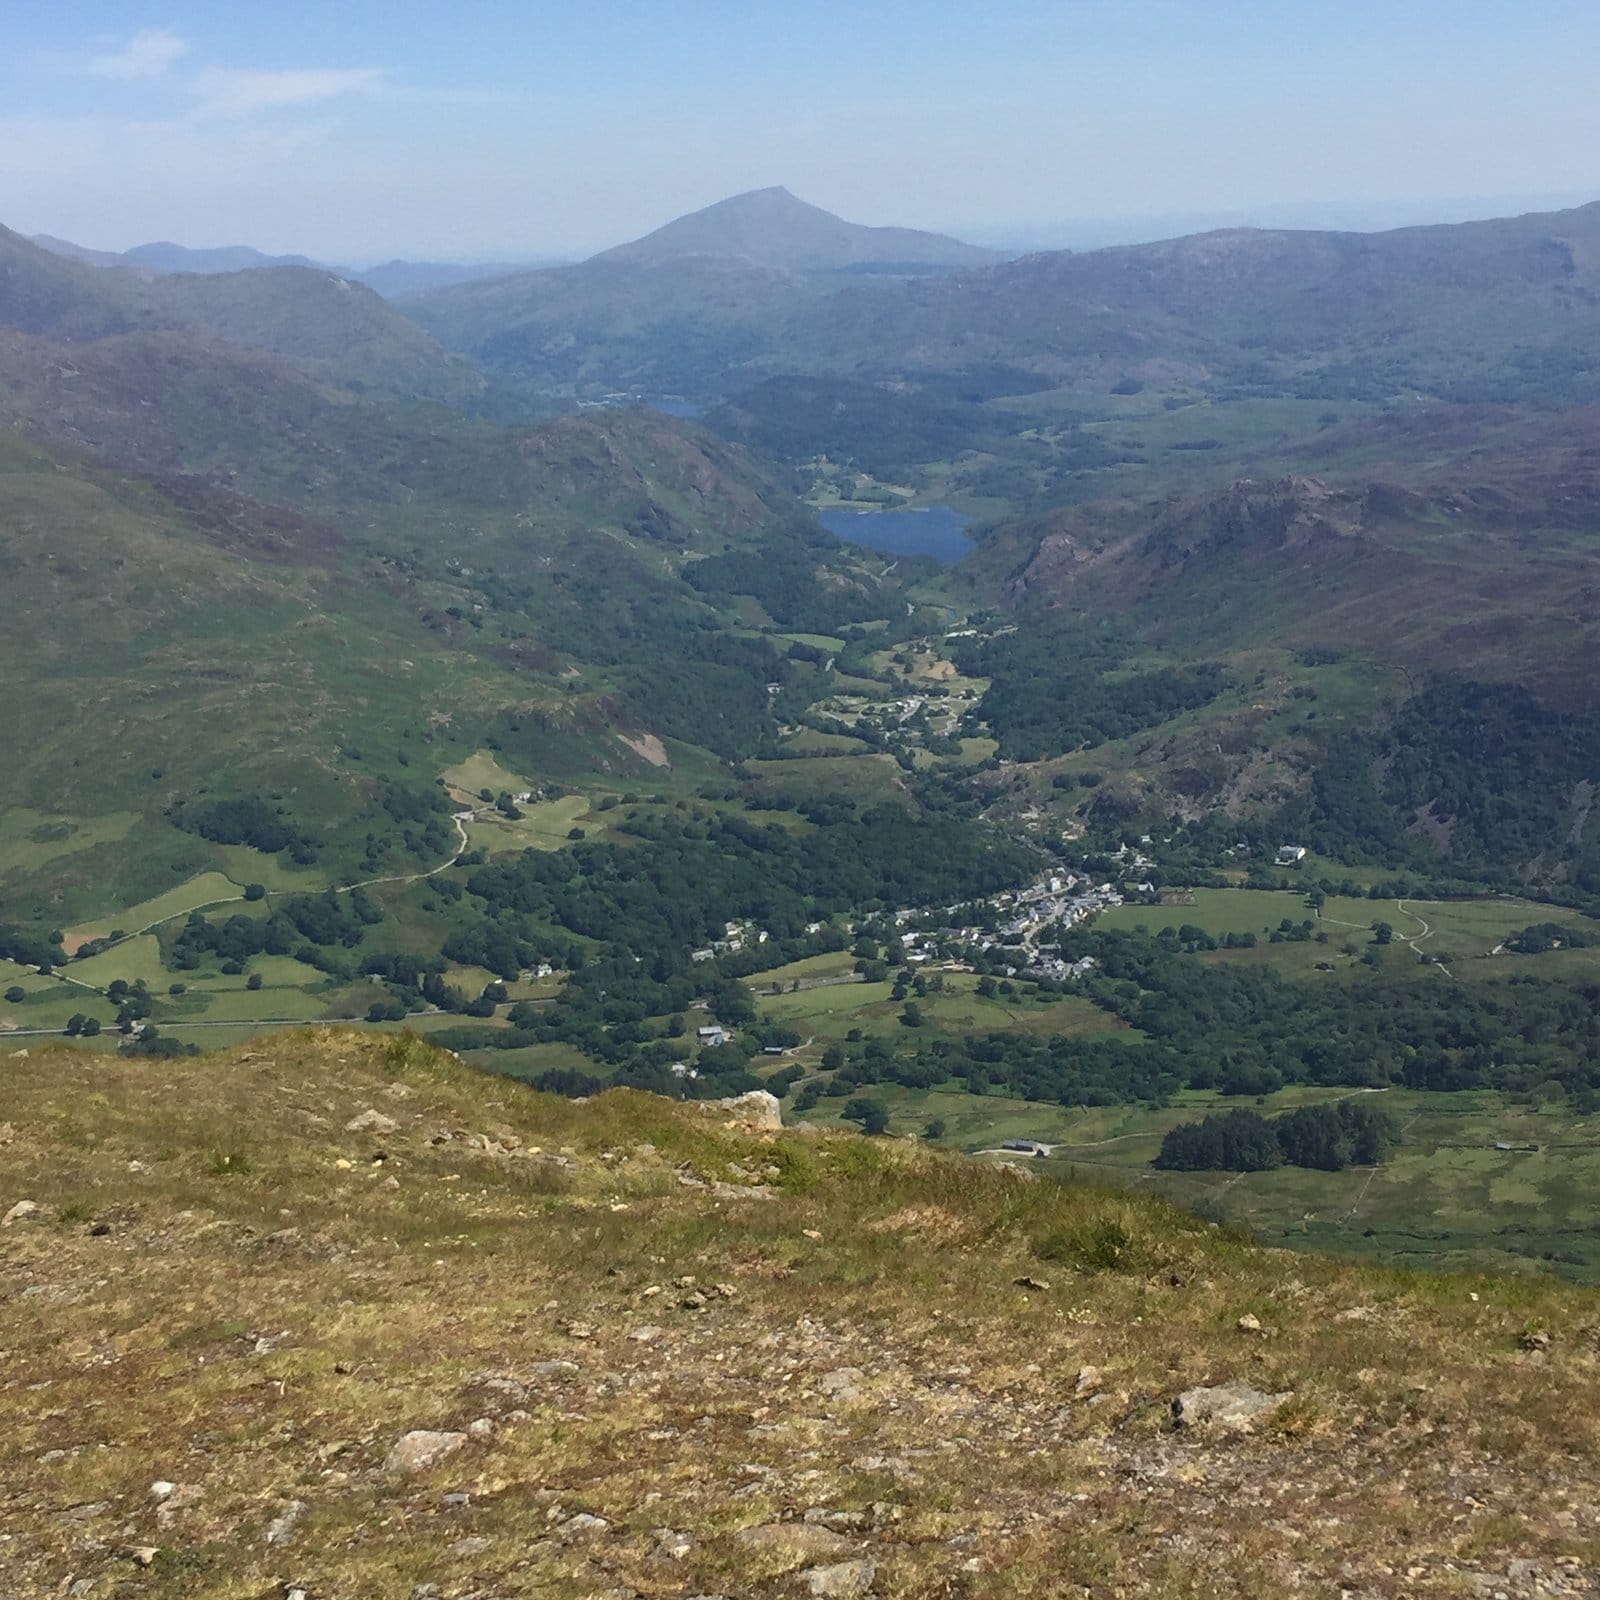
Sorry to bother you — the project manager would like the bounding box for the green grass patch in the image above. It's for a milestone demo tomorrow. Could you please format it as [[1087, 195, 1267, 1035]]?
[[68, 871, 246, 947]]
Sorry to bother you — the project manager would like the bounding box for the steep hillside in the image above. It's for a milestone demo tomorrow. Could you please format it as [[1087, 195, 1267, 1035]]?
[[0, 386, 897, 921], [595, 185, 1002, 272], [2, 1030, 1596, 1598], [407, 254, 804, 400], [991, 460, 1600, 700], [0, 224, 481, 404]]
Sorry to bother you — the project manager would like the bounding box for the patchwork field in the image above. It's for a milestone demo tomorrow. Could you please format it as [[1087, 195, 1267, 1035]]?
[[1101, 887, 1600, 980], [800, 1080, 1600, 1282], [67, 871, 246, 948]]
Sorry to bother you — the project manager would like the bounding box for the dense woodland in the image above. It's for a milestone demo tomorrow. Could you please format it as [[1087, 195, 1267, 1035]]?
[[1154, 1099, 1398, 1173], [954, 623, 1229, 761], [1271, 682, 1600, 888], [814, 926, 1600, 1110]]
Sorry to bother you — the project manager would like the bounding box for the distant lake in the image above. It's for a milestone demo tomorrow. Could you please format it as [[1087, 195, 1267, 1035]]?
[[818, 504, 975, 565]]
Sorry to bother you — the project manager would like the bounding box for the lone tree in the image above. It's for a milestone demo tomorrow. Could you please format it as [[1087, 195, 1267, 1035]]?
[[842, 1096, 891, 1136]]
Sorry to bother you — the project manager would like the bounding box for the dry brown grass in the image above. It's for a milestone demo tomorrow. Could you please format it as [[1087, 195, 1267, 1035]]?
[[2, 1030, 1597, 1598]]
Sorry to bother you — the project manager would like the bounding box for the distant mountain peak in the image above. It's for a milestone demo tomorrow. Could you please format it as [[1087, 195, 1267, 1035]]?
[[591, 187, 1002, 274]]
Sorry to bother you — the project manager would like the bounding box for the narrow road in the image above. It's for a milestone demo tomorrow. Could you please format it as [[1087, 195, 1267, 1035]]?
[[1396, 900, 1455, 978], [13, 815, 475, 1013], [1318, 900, 1454, 979]]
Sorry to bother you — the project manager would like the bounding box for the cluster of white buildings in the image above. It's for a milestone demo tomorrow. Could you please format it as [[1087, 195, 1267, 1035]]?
[[691, 919, 773, 962], [890, 872, 1122, 983]]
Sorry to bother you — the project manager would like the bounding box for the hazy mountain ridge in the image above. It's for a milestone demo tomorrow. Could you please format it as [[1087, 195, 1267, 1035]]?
[[404, 188, 1006, 399], [0, 224, 483, 404], [594, 185, 1003, 271], [29, 231, 553, 300], [409, 196, 1600, 406]]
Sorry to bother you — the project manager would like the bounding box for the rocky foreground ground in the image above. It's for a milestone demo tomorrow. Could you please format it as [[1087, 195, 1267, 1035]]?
[[2, 1031, 1598, 1598]]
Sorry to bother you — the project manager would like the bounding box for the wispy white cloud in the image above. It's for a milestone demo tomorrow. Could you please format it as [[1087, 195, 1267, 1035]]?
[[84, 29, 190, 80], [193, 65, 388, 118]]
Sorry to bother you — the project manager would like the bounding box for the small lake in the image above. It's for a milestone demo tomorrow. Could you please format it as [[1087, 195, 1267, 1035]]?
[[817, 504, 974, 565]]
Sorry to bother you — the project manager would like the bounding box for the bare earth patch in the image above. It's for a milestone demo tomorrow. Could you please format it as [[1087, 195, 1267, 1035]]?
[[618, 731, 671, 768]]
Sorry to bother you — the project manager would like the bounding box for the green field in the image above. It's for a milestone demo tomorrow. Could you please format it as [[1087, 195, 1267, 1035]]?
[[744, 950, 858, 989], [68, 871, 246, 946], [440, 749, 536, 800], [67, 934, 172, 991], [756, 970, 1127, 1056], [799, 1079, 1600, 1282], [466, 794, 595, 854], [1101, 888, 1600, 980], [0, 808, 140, 882], [1043, 1088, 1600, 1282], [1099, 887, 1313, 938]]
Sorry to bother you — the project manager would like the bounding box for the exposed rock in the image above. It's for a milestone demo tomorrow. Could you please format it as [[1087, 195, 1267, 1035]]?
[[467, 1417, 495, 1441], [471, 1375, 527, 1403], [1014, 1275, 1051, 1291], [1073, 1366, 1105, 1397], [805, 1508, 869, 1530], [736, 1522, 855, 1566], [448, 1535, 492, 1558], [652, 1528, 695, 1560], [801, 1558, 877, 1596], [345, 1108, 399, 1134], [711, 1181, 775, 1200], [1172, 1380, 1289, 1432], [264, 1499, 307, 1546], [1236, 1313, 1264, 1334], [149, 1480, 176, 1501], [716, 1090, 783, 1131], [3, 1199, 40, 1226], [631, 1324, 665, 1342], [817, 1367, 865, 1401], [384, 1430, 466, 1475], [533, 1359, 581, 1381], [558, 1511, 610, 1535]]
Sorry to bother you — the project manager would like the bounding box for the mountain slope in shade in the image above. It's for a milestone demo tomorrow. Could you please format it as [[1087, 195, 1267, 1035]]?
[[593, 185, 1003, 272], [985, 436, 1600, 704]]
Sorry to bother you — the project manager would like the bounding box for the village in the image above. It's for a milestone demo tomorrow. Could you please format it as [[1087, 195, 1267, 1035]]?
[[894, 870, 1125, 982]]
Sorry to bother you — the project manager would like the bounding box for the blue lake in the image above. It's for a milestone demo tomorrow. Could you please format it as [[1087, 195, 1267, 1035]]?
[[817, 504, 975, 565]]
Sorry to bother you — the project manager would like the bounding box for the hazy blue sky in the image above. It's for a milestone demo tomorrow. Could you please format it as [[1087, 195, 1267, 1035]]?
[[5, 2, 1599, 259]]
